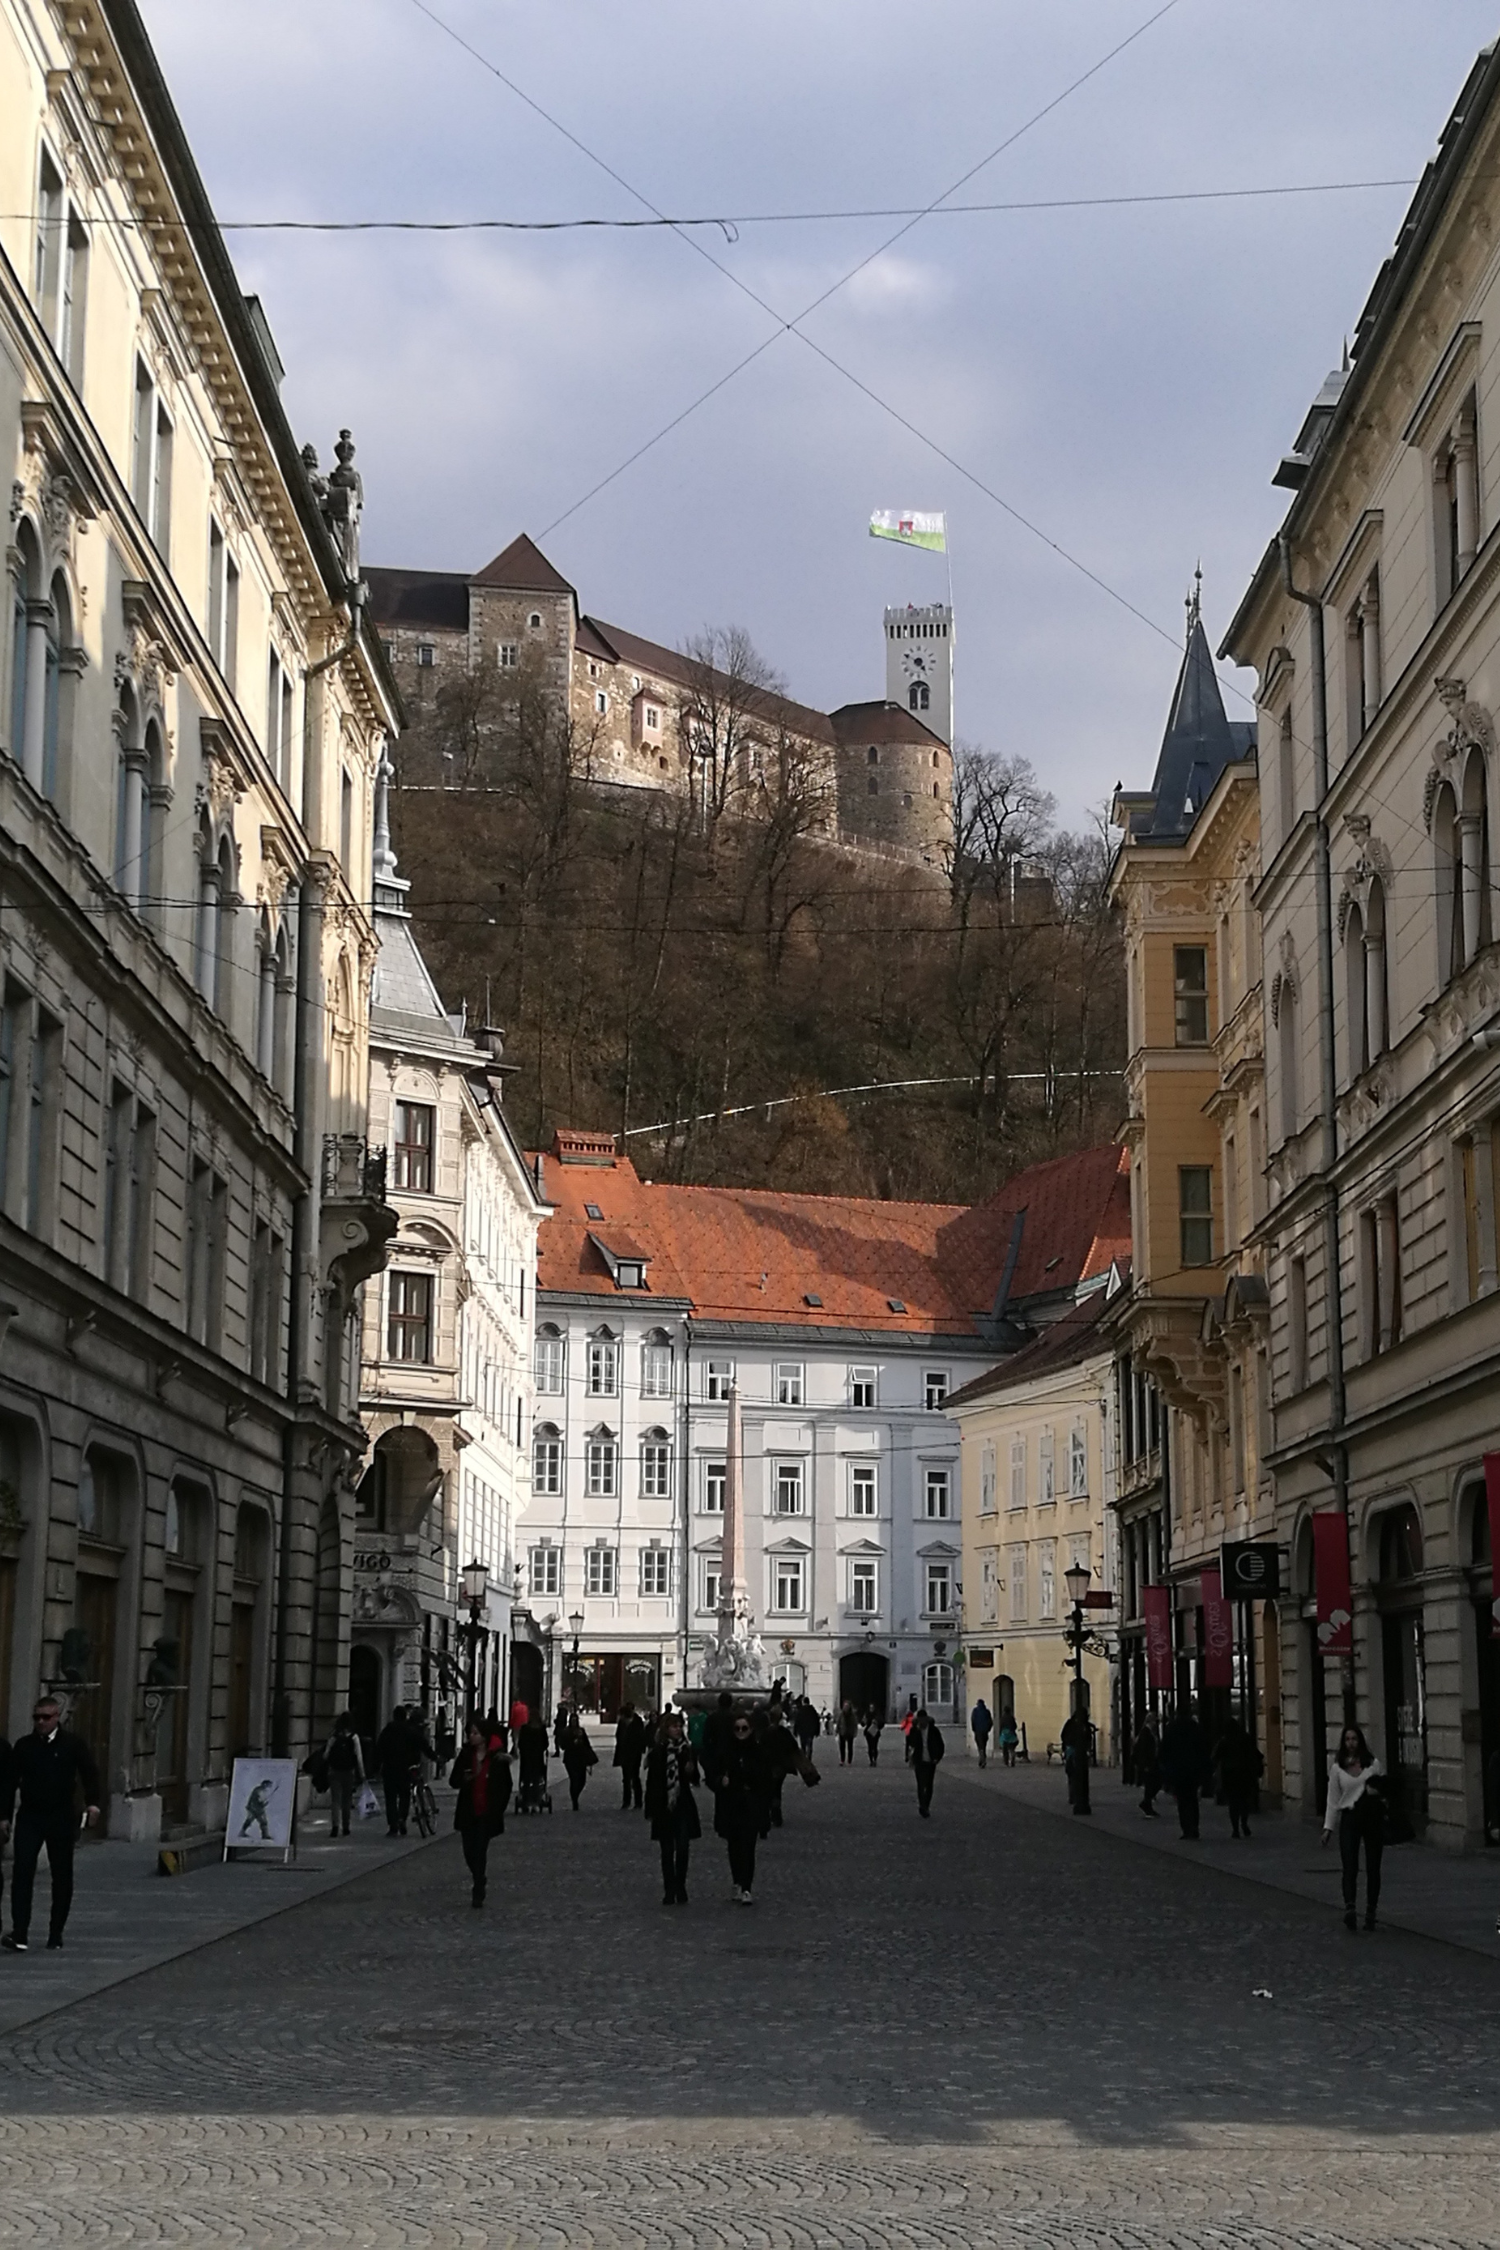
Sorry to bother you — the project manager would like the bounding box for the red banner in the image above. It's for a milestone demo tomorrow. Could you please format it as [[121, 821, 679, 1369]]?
[[1312, 1511, 1353, 1657], [1484, 1454, 1500, 1634], [1201, 1567, 1234, 1687], [1144, 1582, 1173, 1689]]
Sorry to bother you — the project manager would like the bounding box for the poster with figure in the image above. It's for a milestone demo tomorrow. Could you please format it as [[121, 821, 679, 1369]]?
[[224, 1758, 298, 1859]]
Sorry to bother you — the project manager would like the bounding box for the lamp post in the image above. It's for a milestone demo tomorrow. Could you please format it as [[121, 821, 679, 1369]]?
[[1063, 1560, 1093, 1816], [459, 1557, 488, 1724], [568, 1606, 585, 1714]]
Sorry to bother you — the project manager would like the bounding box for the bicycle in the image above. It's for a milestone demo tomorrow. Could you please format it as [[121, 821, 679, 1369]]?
[[410, 1773, 439, 1838]]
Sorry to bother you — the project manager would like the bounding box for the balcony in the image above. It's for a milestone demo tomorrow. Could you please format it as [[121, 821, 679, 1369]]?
[[321, 1134, 398, 1312]]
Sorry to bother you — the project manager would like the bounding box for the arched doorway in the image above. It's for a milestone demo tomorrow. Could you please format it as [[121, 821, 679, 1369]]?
[[348, 1644, 382, 1745], [838, 1650, 889, 1718], [1376, 1502, 1427, 1838], [511, 1642, 543, 1724]]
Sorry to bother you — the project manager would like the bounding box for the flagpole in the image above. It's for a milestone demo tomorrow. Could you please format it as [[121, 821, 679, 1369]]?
[[945, 533, 955, 750]]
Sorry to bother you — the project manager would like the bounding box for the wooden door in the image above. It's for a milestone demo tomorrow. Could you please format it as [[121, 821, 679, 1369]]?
[[73, 1573, 118, 1807], [158, 1587, 194, 1827]]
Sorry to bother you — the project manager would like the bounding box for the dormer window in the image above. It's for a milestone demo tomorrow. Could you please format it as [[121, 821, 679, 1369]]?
[[617, 1262, 644, 1290]]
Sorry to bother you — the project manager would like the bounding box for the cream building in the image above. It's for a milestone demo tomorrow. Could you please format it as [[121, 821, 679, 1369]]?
[[0, 0, 398, 1838], [951, 1288, 1119, 1761], [1223, 36, 1500, 1847], [356, 780, 549, 1743]]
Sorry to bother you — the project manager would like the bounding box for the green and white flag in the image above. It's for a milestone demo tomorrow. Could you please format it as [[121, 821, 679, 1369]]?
[[869, 509, 946, 553]]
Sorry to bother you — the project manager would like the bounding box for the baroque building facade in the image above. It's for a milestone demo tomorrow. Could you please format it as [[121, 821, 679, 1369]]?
[[1223, 36, 1500, 1847], [367, 534, 954, 865], [1107, 610, 1279, 1789], [355, 778, 549, 1745], [0, 0, 398, 1838]]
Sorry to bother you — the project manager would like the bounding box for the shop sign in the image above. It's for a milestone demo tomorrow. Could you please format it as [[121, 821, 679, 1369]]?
[[1220, 1540, 1282, 1598], [1312, 1512, 1353, 1656], [353, 1548, 391, 1576], [1143, 1583, 1173, 1687], [1201, 1567, 1233, 1688]]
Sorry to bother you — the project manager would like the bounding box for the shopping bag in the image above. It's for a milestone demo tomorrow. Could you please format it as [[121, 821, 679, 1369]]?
[[354, 1781, 380, 1820]]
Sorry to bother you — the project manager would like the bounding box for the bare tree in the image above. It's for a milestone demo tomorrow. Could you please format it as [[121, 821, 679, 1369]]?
[[677, 625, 786, 838]]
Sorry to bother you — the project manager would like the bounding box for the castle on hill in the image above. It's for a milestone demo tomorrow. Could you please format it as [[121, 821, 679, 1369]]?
[[366, 534, 954, 864]]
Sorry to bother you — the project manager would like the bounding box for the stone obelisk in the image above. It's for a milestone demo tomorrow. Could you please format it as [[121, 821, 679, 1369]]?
[[697, 1381, 766, 1693]]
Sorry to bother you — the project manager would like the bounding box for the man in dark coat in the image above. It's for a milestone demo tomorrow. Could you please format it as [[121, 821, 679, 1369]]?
[[1213, 1715, 1263, 1839], [1159, 1700, 1212, 1839], [375, 1706, 423, 1836], [793, 1698, 820, 1759], [1132, 1716, 1162, 1817], [613, 1703, 647, 1810], [908, 1707, 945, 1818], [644, 1712, 701, 1904], [700, 1692, 735, 1792], [1, 1695, 102, 1951]]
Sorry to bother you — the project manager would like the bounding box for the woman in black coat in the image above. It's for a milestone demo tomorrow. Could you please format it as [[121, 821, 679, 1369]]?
[[449, 1721, 512, 1908], [644, 1709, 701, 1905], [561, 1717, 598, 1810], [713, 1712, 770, 1904]]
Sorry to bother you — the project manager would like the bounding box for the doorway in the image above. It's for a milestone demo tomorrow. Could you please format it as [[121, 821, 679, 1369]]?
[[157, 1584, 195, 1827], [511, 1641, 544, 1724], [838, 1650, 889, 1718], [1381, 1611, 1427, 1838], [348, 1643, 382, 1744], [72, 1571, 118, 1807]]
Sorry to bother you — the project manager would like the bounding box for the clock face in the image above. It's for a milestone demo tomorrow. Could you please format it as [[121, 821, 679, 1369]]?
[[901, 649, 929, 679]]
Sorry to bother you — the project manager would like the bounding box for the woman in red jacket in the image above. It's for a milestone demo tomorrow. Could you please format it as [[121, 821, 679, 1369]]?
[[449, 1720, 512, 1908]]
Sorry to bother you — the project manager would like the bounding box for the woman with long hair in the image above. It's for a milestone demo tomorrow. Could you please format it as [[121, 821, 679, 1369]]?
[[644, 1709, 701, 1905], [1322, 1723, 1386, 1930]]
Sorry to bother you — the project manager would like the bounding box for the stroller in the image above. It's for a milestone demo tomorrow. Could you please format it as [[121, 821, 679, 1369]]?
[[515, 1719, 553, 1814]]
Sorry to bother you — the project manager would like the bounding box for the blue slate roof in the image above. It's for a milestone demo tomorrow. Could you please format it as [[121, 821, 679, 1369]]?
[[1128, 617, 1251, 840]]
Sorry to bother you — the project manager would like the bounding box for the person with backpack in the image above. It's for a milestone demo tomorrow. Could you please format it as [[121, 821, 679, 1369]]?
[[323, 1712, 365, 1837], [997, 1710, 1020, 1767]]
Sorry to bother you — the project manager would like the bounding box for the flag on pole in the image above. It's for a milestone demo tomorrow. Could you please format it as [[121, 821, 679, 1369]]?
[[869, 509, 946, 553]]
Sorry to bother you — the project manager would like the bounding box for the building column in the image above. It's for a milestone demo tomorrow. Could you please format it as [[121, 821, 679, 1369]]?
[[1359, 579, 1381, 722], [21, 599, 52, 789], [1459, 813, 1484, 966], [1455, 405, 1479, 579], [1363, 927, 1386, 1061], [119, 750, 148, 905]]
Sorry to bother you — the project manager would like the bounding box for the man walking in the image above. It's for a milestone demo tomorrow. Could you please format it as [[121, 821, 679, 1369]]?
[[837, 1701, 858, 1767], [1159, 1699, 1211, 1840], [970, 1698, 993, 1769], [1, 1696, 102, 1952], [375, 1705, 420, 1836], [908, 1706, 945, 1818], [613, 1702, 647, 1810], [1132, 1715, 1162, 1817], [793, 1697, 820, 1762]]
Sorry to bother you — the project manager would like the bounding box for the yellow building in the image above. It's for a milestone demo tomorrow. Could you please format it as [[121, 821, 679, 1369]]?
[[1108, 598, 1280, 1788], [952, 1289, 1118, 1762]]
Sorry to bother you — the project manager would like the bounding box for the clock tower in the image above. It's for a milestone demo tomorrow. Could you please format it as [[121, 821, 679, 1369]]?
[[884, 602, 953, 744]]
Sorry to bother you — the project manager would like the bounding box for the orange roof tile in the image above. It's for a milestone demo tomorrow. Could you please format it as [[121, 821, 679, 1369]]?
[[533, 1138, 1131, 1338]]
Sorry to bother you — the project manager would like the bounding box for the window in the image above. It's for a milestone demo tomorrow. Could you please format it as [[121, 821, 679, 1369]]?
[[1345, 568, 1382, 750], [528, 611, 542, 630], [924, 1369, 949, 1411], [587, 1336, 619, 1395], [980, 1550, 999, 1622], [924, 1468, 951, 1520], [703, 1461, 726, 1513], [700, 1562, 722, 1614], [35, 151, 63, 329], [772, 1556, 804, 1612], [586, 1546, 617, 1596], [595, 690, 608, 715], [1038, 1430, 1055, 1505], [925, 1561, 952, 1615], [640, 1545, 670, 1597], [850, 1464, 876, 1517], [851, 1559, 877, 1613], [387, 1270, 433, 1363], [529, 1543, 560, 1596], [1174, 946, 1210, 1045], [184, 1157, 226, 1350], [1278, 977, 1300, 1141], [208, 521, 227, 663], [773, 1462, 805, 1515], [1433, 395, 1480, 608], [1068, 1426, 1088, 1498], [532, 1426, 562, 1497], [867, 745, 879, 766], [1179, 1167, 1214, 1267], [534, 1327, 564, 1393], [1038, 1538, 1056, 1621], [393, 1100, 434, 1193], [775, 1363, 804, 1407], [1008, 1544, 1027, 1622], [706, 1358, 734, 1401], [644, 705, 660, 731], [498, 642, 518, 670], [641, 1337, 673, 1396], [1287, 1253, 1309, 1392], [102, 1080, 156, 1301], [923, 1659, 953, 1708], [1359, 1193, 1403, 1360], [850, 1365, 877, 1409], [909, 682, 930, 713], [586, 1436, 618, 1496], [417, 642, 435, 669], [641, 1435, 672, 1498], [980, 1445, 997, 1515], [1277, 706, 1296, 841], [1008, 1437, 1026, 1510]]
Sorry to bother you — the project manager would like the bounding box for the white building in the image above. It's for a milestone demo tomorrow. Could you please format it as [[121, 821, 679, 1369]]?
[[529, 1133, 1131, 1724], [357, 785, 549, 1742]]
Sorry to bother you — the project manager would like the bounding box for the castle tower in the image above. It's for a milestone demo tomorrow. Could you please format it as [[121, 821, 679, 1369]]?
[[885, 602, 953, 745]]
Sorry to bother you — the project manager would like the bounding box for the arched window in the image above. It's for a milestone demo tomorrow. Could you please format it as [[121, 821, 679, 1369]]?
[[1433, 776, 1461, 984], [213, 834, 236, 1018], [195, 818, 220, 1002], [42, 571, 69, 802], [908, 681, 930, 713], [1459, 747, 1492, 968], [923, 1659, 954, 1711], [272, 921, 294, 1100], [255, 912, 277, 1082], [1277, 977, 1300, 1144], [1364, 875, 1389, 1061], [1344, 901, 1368, 1081]]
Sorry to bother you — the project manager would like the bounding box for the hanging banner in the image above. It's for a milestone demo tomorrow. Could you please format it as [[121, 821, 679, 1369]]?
[[1312, 1511, 1353, 1657], [1484, 1453, 1500, 1633], [1201, 1567, 1234, 1688], [1143, 1582, 1173, 1689]]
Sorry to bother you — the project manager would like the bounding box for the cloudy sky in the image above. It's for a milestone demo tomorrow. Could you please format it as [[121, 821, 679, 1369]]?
[[142, 1, 1497, 827]]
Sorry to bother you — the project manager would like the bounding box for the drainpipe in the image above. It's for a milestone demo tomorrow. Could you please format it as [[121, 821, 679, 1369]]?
[[1278, 535, 1353, 1721], [272, 868, 319, 1755]]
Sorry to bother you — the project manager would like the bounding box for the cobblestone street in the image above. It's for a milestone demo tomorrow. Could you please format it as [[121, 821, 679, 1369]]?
[[0, 1755, 1498, 2246]]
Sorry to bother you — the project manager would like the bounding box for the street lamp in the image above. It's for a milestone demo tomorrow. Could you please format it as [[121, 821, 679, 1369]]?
[[459, 1558, 488, 1723], [568, 1606, 585, 1713], [1063, 1560, 1093, 1816]]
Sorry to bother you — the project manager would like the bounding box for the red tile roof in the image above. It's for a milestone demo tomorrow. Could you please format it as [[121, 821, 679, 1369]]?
[[946, 1282, 1120, 1409], [830, 702, 951, 751], [533, 1138, 1131, 1338]]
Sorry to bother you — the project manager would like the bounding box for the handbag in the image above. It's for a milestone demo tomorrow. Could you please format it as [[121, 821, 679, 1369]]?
[[354, 1780, 380, 1821]]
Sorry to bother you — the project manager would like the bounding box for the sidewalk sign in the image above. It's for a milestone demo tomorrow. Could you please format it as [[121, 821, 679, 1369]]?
[[224, 1757, 298, 1865]]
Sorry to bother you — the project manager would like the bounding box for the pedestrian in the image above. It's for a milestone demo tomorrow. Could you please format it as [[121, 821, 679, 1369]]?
[[970, 1698, 994, 1769], [553, 1702, 570, 1758], [613, 1701, 647, 1810], [837, 1701, 858, 1767], [562, 1716, 597, 1809], [375, 1705, 421, 1836], [509, 1696, 529, 1739], [1159, 1699, 1211, 1840], [701, 1690, 735, 1791], [517, 1711, 550, 1809], [1322, 1724, 1387, 1930], [713, 1708, 770, 1903], [998, 1710, 1020, 1767], [1, 1695, 102, 1952], [0, 1727, 11, 1932], [821, 1706, 834, 1738], [908, 1706, 945, 1818], [645, 1709, 701, 1905], [862, 1708, 884, 1766], [759, 1710, 801, 1829], [449, 1719, 511, 1908], [793, 1697, 820, 1760], [322, 1711, 365, 1837], [1060, 1704, 1092, 1814], [1214, 1714, 1264, 1839], [1132, 1715, 1161, 1816]]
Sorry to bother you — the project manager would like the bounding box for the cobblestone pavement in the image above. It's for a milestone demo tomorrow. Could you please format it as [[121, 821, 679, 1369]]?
[[0, 1754, 1497, 2246]]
